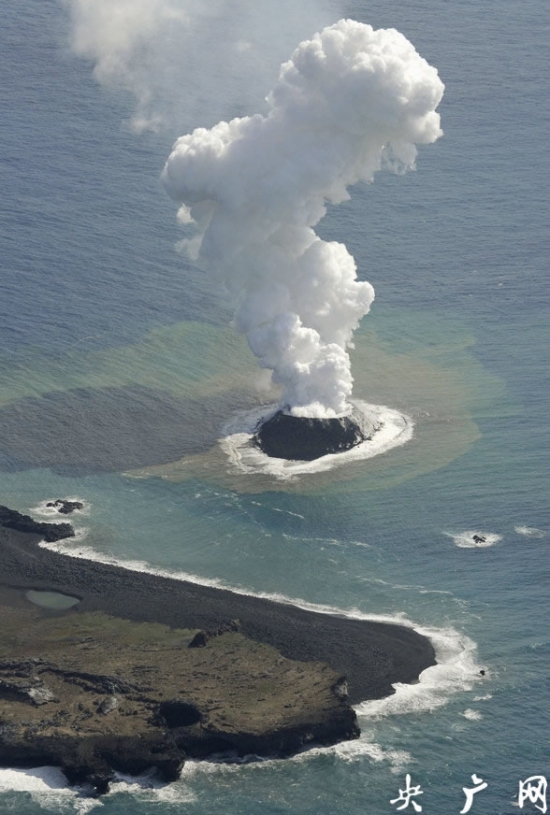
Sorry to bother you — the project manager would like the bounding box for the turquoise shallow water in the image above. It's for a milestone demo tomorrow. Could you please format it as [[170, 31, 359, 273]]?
[[0, 0, 549, 813]]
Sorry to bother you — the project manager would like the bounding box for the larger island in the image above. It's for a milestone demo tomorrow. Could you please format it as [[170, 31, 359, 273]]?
[[0, 505, 435, 795]]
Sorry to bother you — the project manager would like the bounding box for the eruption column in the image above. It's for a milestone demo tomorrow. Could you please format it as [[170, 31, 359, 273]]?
[[162, 19, 444, 418]]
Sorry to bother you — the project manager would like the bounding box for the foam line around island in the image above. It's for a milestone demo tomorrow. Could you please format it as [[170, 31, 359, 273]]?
[[37, 531, 483, 718], [0, 513, 432, 707], [220, 401, 414, 479], [0, 510, 485, 797]]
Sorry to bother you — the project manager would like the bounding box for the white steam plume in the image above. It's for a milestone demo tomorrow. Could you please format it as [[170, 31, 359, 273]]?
[[62, 0, 338, 132], [162, 20, 444, 418]]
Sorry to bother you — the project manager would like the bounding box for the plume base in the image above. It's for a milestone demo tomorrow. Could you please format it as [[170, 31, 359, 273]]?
[[253, 404, 378, 462]]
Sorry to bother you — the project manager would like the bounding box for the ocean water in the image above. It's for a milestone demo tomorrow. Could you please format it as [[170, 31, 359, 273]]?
[[0, 0, 549, 813]]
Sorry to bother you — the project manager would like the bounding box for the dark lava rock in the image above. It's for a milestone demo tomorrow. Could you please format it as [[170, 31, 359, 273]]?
[[254, 405, 378, 461], [158, 700, 202, 728], [46, 499, 84, 515], [188, 619, 240, 648], [0, 507, 437, 796], [0, 608, 360, 796], [0, 505, 74, 542]]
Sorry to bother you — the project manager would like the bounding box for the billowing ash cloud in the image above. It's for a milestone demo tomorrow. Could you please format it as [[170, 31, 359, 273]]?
[[162, 20, 444, 418]]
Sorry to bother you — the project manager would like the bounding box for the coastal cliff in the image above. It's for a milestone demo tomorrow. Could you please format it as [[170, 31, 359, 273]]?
[[0, 600, 357, 795], [0, 506, 436, 794]]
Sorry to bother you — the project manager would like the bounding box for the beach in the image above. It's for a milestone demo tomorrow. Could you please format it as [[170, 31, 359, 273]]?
[[0, 515, 435, 707]]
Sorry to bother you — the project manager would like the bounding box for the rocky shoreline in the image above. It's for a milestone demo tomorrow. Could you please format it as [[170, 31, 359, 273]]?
[[0, 506, 436, 794]]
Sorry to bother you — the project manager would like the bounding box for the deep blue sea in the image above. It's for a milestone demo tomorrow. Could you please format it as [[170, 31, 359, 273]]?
[[0, 0, 549, 813]]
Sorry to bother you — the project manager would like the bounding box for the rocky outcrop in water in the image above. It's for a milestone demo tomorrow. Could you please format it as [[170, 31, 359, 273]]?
[[0, 505, 74, 542], [254, 405, 378, 461], [46, 499, 84, 515]]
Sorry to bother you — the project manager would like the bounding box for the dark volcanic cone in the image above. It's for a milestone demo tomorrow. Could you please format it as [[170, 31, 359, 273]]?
[[254, 405, 378, 462]]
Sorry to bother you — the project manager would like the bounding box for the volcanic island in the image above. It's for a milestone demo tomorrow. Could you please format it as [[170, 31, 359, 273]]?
[[253, 405, 379, 461], [0, 504, 435, 796]]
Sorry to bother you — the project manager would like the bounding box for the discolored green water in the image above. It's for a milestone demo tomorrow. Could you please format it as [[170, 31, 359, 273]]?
[[0, 0, 548, 813]]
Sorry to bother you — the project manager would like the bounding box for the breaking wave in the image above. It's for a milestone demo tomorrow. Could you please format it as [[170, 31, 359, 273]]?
[[31, 497, 91, 518], [0, 766, 196, 811], [515, 525, 545, 538], [39, 538, 481, 721], [220, 400, 413, 479], [444, 530, 502, 548]]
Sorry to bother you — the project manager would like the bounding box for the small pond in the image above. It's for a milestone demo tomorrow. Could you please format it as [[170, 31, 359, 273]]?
[[25, 590, 80, 610]]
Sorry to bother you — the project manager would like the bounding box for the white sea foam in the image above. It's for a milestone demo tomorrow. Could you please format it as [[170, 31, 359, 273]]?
[[40, 538, 411, 625], [355, 625, 482, 719], [0, 767, 98, 813], [461, 709, 483, 721], [38, 540, 480, 727], [294, 735, 413, 773], [444, 530, 502, 548], [31, 497, 91, 519], [21, 544, 481, 792], [32, 526, 90, 555], [106, 771, 196, 804], [282, 532, 371, 549], [251, 500, 305, 520], [220, 401, 413, 480], [181, 736, 413, 776], [273, 508, 305, 519], [0, 766, 70, 793], [38, 540, 232, 589], [0, 766, 196, 808], [64, 526, 90, 546], [515, 525, 545, 538]]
